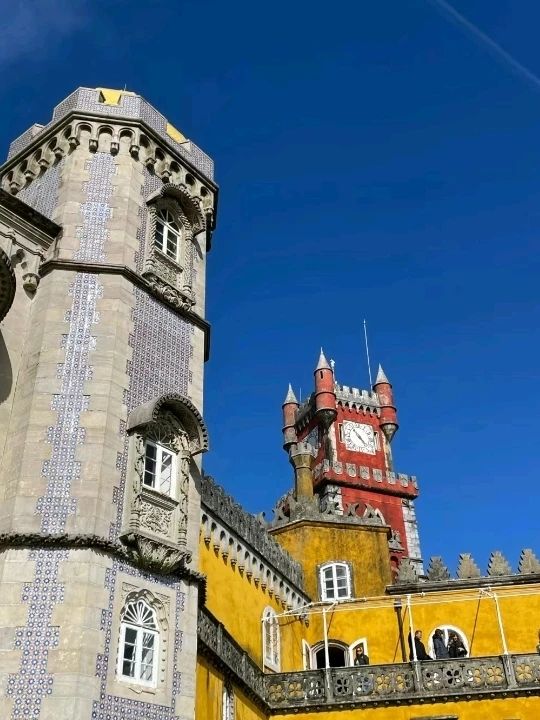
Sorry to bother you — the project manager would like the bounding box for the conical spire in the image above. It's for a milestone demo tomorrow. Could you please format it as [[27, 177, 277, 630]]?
[[375, 364, 389, 384], [315, 348, 331, 371], [283, 383, 298, 405]]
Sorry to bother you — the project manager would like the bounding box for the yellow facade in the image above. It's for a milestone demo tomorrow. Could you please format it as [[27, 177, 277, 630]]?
[[196, 492, 540, 719], [271, 520, 392, 599]]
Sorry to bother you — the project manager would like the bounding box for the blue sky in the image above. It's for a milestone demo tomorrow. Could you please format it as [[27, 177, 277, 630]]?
[[1, 0, 540, 573]]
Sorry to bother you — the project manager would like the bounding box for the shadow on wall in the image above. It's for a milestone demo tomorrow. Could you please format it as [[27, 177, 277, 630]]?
[[0, 332, 13, 402]]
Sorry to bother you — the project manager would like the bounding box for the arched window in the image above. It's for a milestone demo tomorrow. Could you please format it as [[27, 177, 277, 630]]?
[[143, 439, 176, 496], [349, 638, 370, 666], [319, 562, 352, 601], [312, 641, 349, 668], [262, 607, 280, 671], [155, 207, 181, 263], [222, 682, 235, 720], [428, 625, 469, 659], [118, 599, 159, 686]]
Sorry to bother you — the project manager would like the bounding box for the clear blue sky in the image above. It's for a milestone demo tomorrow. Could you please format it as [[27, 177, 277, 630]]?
[[2, 0, 539, 573]]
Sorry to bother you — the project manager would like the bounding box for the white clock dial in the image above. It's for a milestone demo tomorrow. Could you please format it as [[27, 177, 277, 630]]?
[[342, 421, 376, 455]]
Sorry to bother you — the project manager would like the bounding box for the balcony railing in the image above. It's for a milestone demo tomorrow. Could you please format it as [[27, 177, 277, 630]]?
[[264, 654, 540, 710], [198, 609, 540, 712]]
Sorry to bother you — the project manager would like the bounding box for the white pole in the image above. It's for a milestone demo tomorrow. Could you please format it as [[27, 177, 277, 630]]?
[[363, 319, 373, 388], [407, 594, 417, 661], [322, 606, 330, 669], [491, 590, 509, 655]]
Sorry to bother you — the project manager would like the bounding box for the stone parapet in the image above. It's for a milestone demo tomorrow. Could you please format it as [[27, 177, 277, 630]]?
[[313, 459, 419, 497], [7, 87, 214, 181], [200, 475, 304, 589]]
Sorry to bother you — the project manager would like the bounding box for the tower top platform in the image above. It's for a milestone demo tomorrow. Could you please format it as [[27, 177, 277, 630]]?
[[5, 86, 214, 181]]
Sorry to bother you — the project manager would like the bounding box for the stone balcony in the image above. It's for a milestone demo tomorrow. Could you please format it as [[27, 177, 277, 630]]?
[[264, 654, 540, 710], [198, 608, 540, 712]]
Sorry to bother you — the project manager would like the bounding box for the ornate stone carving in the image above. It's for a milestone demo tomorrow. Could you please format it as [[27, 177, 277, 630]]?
[[487, 550, 512, 577], [139, 500, 172, 535], [518, 548, 540, 574], [396, 557, 418, 584], [122, 532, 191, 574], [22, 271, 39, 292], [457, 553, 481, 579], [388, 529, 403, 551], [427, 556, 451, 581], [143, 272, 195, 311]]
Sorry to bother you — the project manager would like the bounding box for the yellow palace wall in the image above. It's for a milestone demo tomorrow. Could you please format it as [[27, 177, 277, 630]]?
[[270, 520, 392, 599], [273, 696, 540, 720], [196, 656, 266, 720], [198, 532, 305, 671], [279, 584, 540, 667]]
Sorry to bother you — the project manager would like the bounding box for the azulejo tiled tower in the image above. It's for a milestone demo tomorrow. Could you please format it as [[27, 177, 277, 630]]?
[[0, 88, 217, 720]]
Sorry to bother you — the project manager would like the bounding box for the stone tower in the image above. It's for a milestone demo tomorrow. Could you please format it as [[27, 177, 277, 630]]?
[[0, 88, 217, 720], [281, 353, 423, 577]]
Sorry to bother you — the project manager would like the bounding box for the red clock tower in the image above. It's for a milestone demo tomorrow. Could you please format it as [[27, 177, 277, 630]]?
[[281, 350, 423, 578]]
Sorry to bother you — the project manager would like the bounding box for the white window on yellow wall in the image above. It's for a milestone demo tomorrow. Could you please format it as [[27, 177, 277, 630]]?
[[302, 639, 311, 670], [320, 562, 352, 601], [222, 682, 235, 720], [262, 607, 281, 671]]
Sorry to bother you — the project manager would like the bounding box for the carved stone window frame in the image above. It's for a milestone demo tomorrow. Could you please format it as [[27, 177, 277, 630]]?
[[142, 184, 206, 313], [116, 589, 169, 692], [121, 393, 208, 573]]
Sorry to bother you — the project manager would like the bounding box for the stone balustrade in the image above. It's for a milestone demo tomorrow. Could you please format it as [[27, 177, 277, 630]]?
[[264, 654, 540, 710], [198, 606, 540, 712]]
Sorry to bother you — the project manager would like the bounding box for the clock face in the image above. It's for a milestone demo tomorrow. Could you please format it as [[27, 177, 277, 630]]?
[[342, 421, 376, 455]]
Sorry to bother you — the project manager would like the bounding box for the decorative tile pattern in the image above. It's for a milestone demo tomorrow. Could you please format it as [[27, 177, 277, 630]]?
[[128, 288, 192, 410], [92, 560, 185, 720], [6, 550, 67, 719], [75, 153, 115, 262], [6, 152, 113, 719], [17, 159, 64, 220]]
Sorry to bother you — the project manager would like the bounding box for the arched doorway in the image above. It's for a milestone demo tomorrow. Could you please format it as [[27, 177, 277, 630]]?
[[313, 641, 349, 668]]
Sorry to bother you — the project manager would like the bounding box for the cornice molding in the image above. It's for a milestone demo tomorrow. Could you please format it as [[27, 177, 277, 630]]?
[[39, 258, 211, 360]]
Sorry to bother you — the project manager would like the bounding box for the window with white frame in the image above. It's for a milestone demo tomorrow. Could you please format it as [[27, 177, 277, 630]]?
[[143, 440, 176, 496], [262, 607, 280, 671], [118, 599, 159, 686], [222, 682, 235, 720], [320, 562, 352, 601], [155, 207, 181, 263]]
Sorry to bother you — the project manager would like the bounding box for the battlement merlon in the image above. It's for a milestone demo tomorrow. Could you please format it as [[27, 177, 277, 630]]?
[[2, 86, 216, 187]]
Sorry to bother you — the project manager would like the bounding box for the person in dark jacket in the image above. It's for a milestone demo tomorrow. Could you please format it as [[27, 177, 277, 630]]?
[[448, 631, 467, 658], [408, 630, 432, 661], [353, 643, 369, 666], [433, 628, 450, 659]]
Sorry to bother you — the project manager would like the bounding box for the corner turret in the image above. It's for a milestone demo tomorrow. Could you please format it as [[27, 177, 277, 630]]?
[[373, 364, 398, 443], [314, 349, 337, 429], [282, 383, 299, 450]]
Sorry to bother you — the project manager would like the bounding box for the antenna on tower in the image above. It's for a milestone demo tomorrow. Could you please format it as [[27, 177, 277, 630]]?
[[363, 319, 373, 387]]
